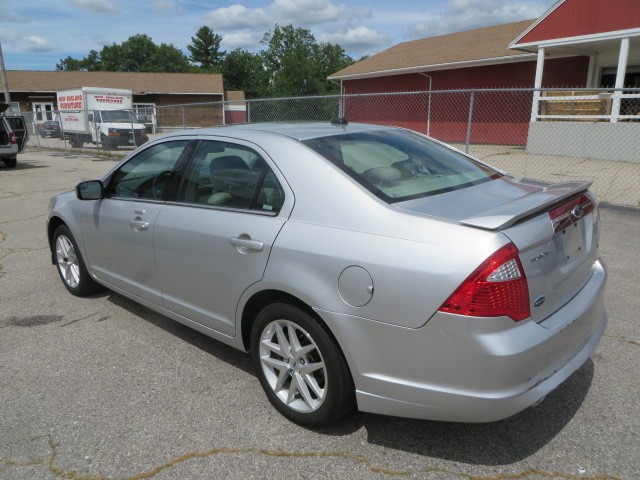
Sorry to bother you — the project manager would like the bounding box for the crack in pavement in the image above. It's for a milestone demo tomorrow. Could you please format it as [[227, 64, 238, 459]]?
[[605, 333, 640, 347], [0, 436, 622, 480], [0, 189, 72, 200], [0, 246, 49, 279], [0, 213, 48, 225], [59, 312, 102, 328]]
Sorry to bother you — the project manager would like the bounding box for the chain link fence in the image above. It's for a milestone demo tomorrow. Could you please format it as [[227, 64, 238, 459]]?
[[20, 87, 640, 208]]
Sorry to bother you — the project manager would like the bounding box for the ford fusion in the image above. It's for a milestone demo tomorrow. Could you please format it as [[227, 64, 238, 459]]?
[[48, 122, 607, 426]]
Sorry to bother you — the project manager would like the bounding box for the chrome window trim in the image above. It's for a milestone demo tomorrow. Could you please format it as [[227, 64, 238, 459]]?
[[164, 200, 279, 217]]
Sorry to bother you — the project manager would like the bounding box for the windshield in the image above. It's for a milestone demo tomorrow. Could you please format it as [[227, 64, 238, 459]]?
[[302, 129, 501, 203], [99, 110, 141, 123]]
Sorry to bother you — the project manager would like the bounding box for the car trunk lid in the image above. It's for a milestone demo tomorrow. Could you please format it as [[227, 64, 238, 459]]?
[[396, 177, 600, 323]]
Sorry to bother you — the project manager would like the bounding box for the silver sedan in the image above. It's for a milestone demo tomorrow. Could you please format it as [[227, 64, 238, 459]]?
[[47, 122, 607, 426]]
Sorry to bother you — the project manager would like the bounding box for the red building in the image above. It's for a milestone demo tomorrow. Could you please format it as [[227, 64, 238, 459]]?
[[330, 0, 640, 151]]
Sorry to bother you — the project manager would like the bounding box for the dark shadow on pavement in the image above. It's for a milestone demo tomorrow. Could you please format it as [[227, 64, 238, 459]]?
[[107, 292, 255, 377], [105, 290, 364, 435], [357, 359, 593, 465], [0, 162, 49, 171]]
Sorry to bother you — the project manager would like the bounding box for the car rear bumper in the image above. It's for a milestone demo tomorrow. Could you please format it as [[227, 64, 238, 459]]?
[[316, 259, 607, 422]]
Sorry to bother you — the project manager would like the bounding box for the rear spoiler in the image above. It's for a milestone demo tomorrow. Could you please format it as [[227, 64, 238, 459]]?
[[460, 180, 593, 230]]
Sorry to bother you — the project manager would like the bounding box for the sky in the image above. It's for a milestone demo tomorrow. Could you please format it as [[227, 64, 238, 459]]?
[[0, 0, 555, 71]]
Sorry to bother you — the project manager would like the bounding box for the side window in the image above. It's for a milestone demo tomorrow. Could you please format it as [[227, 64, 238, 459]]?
[[178, 141, 284, 213], [253, 169, 285, 214], [107, 141, 189, 200]]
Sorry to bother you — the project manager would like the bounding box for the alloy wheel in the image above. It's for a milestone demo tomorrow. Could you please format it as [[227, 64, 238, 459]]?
[[56, 234, 80, 288], [258, 319, 327, 413]]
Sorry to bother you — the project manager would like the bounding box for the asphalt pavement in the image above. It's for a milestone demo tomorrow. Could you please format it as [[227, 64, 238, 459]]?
[[1, 150, 638, 479]]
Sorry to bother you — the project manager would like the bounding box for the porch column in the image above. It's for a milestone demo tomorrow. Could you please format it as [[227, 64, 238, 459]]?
[[530, 47, 545, 122], [610, 37, 630, 123]]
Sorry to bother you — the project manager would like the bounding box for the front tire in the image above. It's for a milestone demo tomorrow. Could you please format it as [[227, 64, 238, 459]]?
[[101, 135, 118, 150], [251, 303, 355, 427], [53, 225, 102, 296]]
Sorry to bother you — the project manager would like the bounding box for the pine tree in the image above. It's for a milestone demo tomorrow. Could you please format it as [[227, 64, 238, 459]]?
[[187, 26, 225, 70]]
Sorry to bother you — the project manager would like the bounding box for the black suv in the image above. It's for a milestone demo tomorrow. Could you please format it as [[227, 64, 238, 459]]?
[[0, 102, 28, 168]]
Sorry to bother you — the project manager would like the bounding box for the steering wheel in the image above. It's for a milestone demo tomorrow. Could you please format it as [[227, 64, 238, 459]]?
[[152, 170, 173, 199]]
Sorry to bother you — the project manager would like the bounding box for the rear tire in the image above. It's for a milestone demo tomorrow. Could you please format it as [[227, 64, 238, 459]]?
[[2, 157, 16, 168], [69, 135, 83, 148], [52, 225, 102, 296], [251, 303, 355, 427]]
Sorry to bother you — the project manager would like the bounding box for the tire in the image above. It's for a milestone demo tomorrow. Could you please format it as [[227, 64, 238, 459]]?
[[52, 225, 102, 296], [101, 135, 118, 151], [251, 303, 355, 427], [69, 136, 82, 148], [40, 132, 46, 138], [2, 157, 17, 168]]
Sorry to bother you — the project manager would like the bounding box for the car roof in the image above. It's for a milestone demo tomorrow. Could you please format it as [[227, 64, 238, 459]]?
[[162, 122, 396, 142]]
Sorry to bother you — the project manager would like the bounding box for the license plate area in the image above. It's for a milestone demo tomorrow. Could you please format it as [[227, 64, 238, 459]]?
[[548, 194, 593, 264], [556, 219, 584, 262]]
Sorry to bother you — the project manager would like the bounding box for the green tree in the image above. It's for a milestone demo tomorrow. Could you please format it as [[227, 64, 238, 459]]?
[[260, 24, 354, 97], [314, 43, 355, 95], [56, 34, 191, 73], [188, 26, 225, 70], [261, 25, 319, 97], [221, 49, 268, 98], [56, 50, 100, 71]]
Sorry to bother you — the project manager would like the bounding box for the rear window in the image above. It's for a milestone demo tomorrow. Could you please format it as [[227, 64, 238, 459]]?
[[302, 130, 500, 203]]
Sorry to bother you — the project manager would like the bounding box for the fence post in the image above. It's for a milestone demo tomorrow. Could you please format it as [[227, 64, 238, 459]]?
[[182, 105, 186, 130], [129, 109, 137, 148], [247, 101, 251, 123], [58, 110, 68, 151], [465, 90, 475, 154], [427, 90, 432, 137]]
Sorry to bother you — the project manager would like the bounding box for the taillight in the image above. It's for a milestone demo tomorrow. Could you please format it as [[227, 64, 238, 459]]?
[[9, 132, 16, 145], [438, 242, 530, 321]]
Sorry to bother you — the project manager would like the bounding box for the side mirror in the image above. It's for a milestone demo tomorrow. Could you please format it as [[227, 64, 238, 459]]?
[[76, 180, 104, 200], [87, 113, 94, 122]]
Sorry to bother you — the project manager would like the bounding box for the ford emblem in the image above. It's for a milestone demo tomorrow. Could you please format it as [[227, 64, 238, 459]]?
[[571, 205, 584, 218], [533, 295, 546, 307]]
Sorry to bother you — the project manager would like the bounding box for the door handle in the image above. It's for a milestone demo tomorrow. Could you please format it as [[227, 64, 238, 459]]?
[[229, 236, 264, 252], [130, 219, 149, 231]]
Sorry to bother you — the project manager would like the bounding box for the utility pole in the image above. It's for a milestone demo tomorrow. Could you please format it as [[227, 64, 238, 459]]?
[[0, 41, 11, 104]]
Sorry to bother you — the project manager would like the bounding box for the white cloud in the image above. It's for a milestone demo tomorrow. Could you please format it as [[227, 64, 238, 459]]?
[[23, 35, 52, 52], [70, 0, 119, 14], [344, 6, 373, 28], [205, 4, 269, 30], [412, 0, 546, 38], [221, 32, 260, 50], [153, 1, 176, 12], [273, 0, 345, 25], [320, 26, 389, 50]]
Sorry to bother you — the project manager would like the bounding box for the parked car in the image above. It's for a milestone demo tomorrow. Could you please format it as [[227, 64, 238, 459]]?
[[38, 120, 62, 138], [47, 122, 607, 426], [0, 103, 28, 168]]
